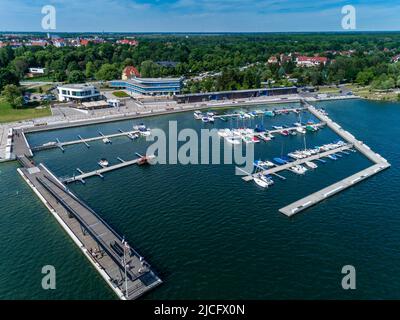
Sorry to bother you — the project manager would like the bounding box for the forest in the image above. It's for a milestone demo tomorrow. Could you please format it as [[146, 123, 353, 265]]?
[[1, 32, 400, 95]]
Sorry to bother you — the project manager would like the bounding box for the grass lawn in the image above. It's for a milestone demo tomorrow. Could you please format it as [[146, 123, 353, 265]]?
[[112, 91, 130, 98], [25, 84, 54, 94], [22, 75, 53, 82], [0, 99, 51, 123], [344, 84, 400, 101], [317, 86, 341, 94]]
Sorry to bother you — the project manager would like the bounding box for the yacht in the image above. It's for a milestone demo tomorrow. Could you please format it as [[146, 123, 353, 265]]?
[[253, 174, 274, 188]]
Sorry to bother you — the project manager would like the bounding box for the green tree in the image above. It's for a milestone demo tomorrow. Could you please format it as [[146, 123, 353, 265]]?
[[0, 68, 19, 91], [67, 70, 85, 83], [1, 84, 23, 108], [140, 60, 161, 78], [85, 61, 96, 79], [95, 63, 120, 81]]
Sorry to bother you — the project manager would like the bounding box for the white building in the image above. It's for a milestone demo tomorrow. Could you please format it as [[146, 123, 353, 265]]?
[[57, 84, 101, 102], [29, 67, 46, 74]]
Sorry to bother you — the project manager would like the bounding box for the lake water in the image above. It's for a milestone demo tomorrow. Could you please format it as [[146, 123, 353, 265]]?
[[0, 99, 399, 299]]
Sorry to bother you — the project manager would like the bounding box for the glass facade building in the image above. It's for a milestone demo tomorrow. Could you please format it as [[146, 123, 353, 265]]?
[[109, 77, 183, 96]]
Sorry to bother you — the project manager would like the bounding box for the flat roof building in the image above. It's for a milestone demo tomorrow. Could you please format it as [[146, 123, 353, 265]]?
[[109, 77, 183, 96], [57, 84, 101, 102], [174, 87, 298, 104]]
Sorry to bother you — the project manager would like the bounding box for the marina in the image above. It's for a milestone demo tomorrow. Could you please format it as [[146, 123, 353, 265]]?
[[2, 98, 393, 300]]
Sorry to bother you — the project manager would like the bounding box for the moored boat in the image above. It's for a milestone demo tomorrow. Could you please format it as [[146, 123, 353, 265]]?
[[98, 158, 109, 168], [305, 161, 318, 169]]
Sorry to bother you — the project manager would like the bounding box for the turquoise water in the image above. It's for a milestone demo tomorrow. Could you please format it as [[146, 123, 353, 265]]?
[[1, 99, 399, 299]]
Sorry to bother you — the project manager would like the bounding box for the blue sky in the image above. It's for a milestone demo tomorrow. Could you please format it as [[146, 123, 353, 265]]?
[[0, 0, 399, 32]]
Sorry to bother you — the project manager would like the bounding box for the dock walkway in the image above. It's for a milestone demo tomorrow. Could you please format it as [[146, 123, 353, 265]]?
[[275, 101, 390, 217], [242, 143, 353, 182], [16, 153, 162, 299], [62, 156, 144, 184], [32, 130, 141, 152]]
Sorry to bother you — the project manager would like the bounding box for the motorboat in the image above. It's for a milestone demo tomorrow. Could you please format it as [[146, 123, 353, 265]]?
[[328, 154, 338, 160], [140, 129, 151, 137], [98, 158, 109, 168], [293, 122, 302, 127], [289, 165, 308, 175], [133, 123, 147, 131], [102, 137, 111, 144], [194, 111, 203, 119], [252, 136, 261, 143], [202, 116, 210, 123], [296, 127, 306, 134], [127, 132, 140, 140], [305, 161, 318, 169], [272, 126, 283, 130]]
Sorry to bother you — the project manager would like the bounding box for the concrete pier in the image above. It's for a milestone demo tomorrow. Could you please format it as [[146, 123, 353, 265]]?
[[275, 101, 391, 217], [279, 163, 390, 216], [17, 157, 162, 299]]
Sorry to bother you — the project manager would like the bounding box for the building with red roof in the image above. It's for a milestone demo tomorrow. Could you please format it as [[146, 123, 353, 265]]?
[[296, 56, 328, 67], [122, 66, 141, 80]]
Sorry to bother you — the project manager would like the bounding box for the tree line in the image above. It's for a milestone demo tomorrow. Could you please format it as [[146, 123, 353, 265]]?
[[2, 33, 400, 106]]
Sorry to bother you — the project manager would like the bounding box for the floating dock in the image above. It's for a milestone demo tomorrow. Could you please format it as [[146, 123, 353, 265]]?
[[242, 143, 354, 182], [212, 107, 305, 119], [275, 101, 390, 217], [31, 130, 141, 152], [16, 156, 161, 300], [62, 155, 151, 184]]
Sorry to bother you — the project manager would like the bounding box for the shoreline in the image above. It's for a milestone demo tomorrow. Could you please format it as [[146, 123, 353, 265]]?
[[1, 94, 358, 162]]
